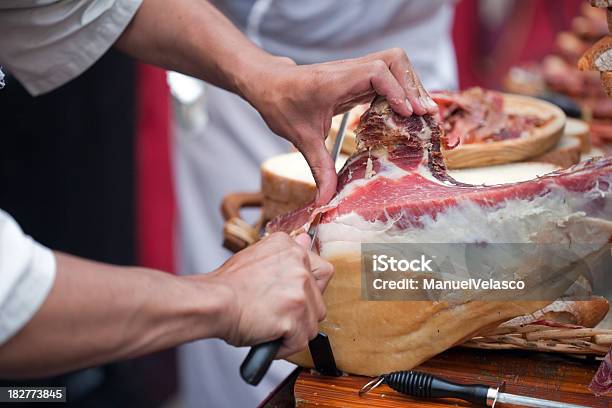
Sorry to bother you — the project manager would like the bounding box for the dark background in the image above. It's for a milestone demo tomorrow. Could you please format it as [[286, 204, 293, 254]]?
[[0, 50, 176, 407]]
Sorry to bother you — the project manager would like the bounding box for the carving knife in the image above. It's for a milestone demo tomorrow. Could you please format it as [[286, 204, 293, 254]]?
[[306, 111, 349, 244], [304, 112, 349, 378], [240, 112, 350, 385]]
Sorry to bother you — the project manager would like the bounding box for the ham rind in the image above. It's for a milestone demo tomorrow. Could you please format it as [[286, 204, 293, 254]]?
[[267, 96, 612, 376], [590, 347, 612, 396]]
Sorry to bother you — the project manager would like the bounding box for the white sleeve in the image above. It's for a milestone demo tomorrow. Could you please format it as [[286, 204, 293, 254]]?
[[0, 0, 143, 96], [0, 209, 56, 345]]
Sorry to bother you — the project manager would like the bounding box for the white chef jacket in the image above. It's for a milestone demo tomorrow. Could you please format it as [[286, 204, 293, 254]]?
[[0, 0, 142, 343], [0, 0, 142, 96], [173, 1, 458, 407]]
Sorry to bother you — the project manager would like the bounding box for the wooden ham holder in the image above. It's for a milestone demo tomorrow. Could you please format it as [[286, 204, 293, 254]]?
[[221, 192, 264, 253]]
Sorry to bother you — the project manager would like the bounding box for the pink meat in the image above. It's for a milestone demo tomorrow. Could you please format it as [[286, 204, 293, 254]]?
[[267, 96, 612, 236], [432, 88, 544, 146]]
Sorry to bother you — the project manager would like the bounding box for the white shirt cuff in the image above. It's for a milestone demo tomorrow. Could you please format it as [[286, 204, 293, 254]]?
[[0, 216, 56, 345]]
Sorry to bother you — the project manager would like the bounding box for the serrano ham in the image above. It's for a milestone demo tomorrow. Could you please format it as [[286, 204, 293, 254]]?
[[268, 97, 612, 376]]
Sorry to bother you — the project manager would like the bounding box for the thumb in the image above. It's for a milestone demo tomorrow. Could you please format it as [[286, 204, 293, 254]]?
[[300, 139, 337, 206], [294, 233, 334, 293], [293, 233, 311, 248]]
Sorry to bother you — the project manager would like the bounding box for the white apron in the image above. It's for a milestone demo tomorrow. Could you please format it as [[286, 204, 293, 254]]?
[[173, 1, 458, 407]]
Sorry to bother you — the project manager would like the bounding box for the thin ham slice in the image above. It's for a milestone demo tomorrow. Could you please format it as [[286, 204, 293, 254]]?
[[432, 87, 549, 146]]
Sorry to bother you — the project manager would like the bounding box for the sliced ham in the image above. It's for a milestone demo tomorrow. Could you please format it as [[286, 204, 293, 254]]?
[[431, 88, 549, 147]]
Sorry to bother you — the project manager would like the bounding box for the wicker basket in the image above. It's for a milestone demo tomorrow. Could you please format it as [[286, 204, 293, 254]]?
[[463, 321, 612, 356]]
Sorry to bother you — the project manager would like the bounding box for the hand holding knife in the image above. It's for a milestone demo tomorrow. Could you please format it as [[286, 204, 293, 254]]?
[[240, 113, 349, 385]]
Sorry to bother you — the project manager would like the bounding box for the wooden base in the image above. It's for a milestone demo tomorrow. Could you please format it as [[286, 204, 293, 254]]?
[[293, 348, 611, 407]]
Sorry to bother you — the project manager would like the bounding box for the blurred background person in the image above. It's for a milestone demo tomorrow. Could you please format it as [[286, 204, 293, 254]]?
[[172, 1, 458, 407]]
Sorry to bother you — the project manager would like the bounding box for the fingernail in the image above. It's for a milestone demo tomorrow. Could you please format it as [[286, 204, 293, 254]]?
[[418, 96, 430, 110], [425, 95, 437, 109], [404, 99, 413, 115]]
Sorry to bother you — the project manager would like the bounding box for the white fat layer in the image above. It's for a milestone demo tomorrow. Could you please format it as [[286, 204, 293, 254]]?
[[365, 155, 376, 179], [382, 112, 399, 130], [319, 180, 612, 260], [448, 162, 560, 185], [320, 181, 611, 303], [329, 149, 413, 205], [581, 148, 605, 162], [416, 162, 455, 186], [418, 116, 432, 140]]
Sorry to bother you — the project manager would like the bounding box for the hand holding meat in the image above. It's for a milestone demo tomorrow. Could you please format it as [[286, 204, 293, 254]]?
[[118, 2, 437, 205], [206, 232, 333, 358], [240, 48, 438, 206]]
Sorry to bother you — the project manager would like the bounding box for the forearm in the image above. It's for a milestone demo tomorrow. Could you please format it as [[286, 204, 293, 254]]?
[[0, 252, 231, 378], [115, 0, 290, 100], [114, 0, 435, 206]]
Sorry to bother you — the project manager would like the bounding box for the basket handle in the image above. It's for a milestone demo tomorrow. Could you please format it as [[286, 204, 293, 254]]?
[[221, 192, 264, 252]]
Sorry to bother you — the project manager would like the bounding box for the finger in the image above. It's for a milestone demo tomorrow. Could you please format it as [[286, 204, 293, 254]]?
[[299, 138, 338, 206], [404, 67, 429, 116], [303, 281, 324, 335], [410, 69, 438, 115], [275, 271, 326, 358], [380, 48, 428, 115], [357, 48, 436, 115], [277, 322, 310, 359], [308, 253, 334, 293], [277, 338, 308, 360], [294, 233, 311, 249], [307, 273, 328, 322], [367, 60, 413, 117], [333, 94, 375, 116], [276, 319, 299, 359], [294, 233, 334, 294]]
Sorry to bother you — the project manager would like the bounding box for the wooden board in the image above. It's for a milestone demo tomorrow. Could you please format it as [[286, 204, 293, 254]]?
[[294, 348, 611, 407]]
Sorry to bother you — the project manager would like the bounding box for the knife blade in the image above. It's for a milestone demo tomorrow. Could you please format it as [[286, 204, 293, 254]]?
[[304, 112, 349, 377], [307, 111, 349, 243]]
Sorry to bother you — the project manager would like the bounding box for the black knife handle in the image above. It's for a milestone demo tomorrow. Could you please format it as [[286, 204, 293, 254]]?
[[240, 339, 282, 386], [386, 371, 490, 406]]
